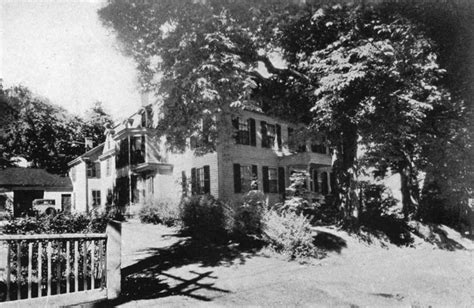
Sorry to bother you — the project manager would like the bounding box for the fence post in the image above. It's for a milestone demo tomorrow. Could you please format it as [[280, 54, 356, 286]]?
[[106, 221, 121, 300]]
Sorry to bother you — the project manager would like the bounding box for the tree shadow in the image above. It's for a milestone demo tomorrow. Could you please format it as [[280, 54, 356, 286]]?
[[106, 235, 261, 306], [312, 231, 347, 254]]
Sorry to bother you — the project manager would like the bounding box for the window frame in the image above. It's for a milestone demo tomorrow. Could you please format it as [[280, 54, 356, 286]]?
[[92, 190, 101, 207]]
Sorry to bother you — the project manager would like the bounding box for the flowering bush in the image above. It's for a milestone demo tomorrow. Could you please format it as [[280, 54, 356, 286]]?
[[262, 210, 319, 260]]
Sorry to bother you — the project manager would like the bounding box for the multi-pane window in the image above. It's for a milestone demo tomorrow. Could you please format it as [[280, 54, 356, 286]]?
[[237, 118, 249, 145], [191, 166, 210, 195], [106, 158, 111, 176], [233, 164, 258, 193], [131, 136, 146, 165], [241, 165, 257, 192], [262, 122, 276, 148], [87, 161, 100, 178], [268, 168, 278, 193], [92, 190, 101, 207]]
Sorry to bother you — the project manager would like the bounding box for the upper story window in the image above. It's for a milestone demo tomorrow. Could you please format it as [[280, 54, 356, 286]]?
[[232, 117, 256, 146], [311, 136, 327, 154], [116, 138, 129, 168], [106, 158, 111, 176], [261, 121, 282, 149], [131, 135, 146, 165], [287, 127, 306, 152], [140, 106, 153, 128], [71, 167, 76, 182], [87, 161, 100, 178]]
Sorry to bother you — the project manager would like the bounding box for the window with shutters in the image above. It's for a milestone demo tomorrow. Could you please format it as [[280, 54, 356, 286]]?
[[262, 123, 276, 148], [233, 117, 256, 146], [191, 166, 210, 195], [242, 165, 257, 192]]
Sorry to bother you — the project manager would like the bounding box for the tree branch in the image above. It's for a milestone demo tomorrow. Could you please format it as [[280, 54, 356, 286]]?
[[255, 54, 311, 83]]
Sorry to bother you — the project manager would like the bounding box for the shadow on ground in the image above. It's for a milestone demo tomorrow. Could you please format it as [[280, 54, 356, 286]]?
[[312, 231, 347, 254], [106, 235, 261, 306]]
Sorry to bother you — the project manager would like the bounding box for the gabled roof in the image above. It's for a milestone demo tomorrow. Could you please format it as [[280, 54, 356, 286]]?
[[68, 143, 105, 167], [0, 167, 72, 188]]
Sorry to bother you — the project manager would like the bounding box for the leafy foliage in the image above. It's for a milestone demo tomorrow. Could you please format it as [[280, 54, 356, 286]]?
[[179, 195, 227, 241], [138, 201, 180, 227], [99, 1, 470, 226], [262, 209, 320, 260], [0, 83, 114, 174], [3, 212, 111, 234]]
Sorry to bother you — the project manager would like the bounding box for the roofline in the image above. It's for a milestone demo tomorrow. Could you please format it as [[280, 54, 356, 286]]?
[[67, 143, 105, 167]]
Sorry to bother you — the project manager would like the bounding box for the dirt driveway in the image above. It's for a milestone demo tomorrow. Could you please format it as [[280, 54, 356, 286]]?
[[111, 220, 474, 307]]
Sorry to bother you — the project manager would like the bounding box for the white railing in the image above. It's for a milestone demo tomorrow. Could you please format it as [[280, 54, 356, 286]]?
[[0, 222, 121, 307]]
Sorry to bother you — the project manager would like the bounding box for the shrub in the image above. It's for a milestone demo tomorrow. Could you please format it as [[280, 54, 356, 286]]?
[[3, 212, 111, 235], [262, 210, 319, 260], [179, 195, 226, 240], [225, 191, 267, 241], [139, 201, 179, 227]]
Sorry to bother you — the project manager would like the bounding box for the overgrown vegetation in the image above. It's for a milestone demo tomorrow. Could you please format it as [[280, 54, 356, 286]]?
[[138, 201, 180, 227], [3, 211, 117, 234]]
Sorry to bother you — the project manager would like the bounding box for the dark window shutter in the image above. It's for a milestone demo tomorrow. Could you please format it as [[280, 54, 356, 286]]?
[[233, 163, 241, 193], [249, 118, 256, 146], [330, 172, 336, 194], [262, 166, 269, 193], [95, 162, 101, 178], [191, 168, 197, 195], [278, 167, 285, 194], [204, 165, 210, 194], [182, 171, 187, 195], [276, 124, 282, 149], [261, 121, 267, 148], [313, 170, 319, 192], [232, 117, 239, 143], [252, 165, 258, 189], [321, 172, 329, 195]]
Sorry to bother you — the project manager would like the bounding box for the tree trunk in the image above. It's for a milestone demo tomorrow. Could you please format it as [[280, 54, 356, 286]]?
[[332, 126, 359, 224], [399, 165, 420, 221]]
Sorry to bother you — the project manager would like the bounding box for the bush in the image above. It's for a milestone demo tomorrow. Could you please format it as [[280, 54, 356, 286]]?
[[225, 191, 267, 241], [262, 210, 319, 260], [3, 212, 111, 235], [139, 201, 179, 227], [179, 195, 226, 240]]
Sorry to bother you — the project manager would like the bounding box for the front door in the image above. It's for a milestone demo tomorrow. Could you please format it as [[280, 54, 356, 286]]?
[[61, 194, 72, 214]]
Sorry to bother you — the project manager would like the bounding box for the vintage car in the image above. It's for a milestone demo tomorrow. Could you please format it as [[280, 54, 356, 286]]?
[[32, 199, 60, 215]]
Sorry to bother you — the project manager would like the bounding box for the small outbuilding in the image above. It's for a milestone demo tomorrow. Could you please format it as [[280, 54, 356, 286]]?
[[0, 167, 73, 217]]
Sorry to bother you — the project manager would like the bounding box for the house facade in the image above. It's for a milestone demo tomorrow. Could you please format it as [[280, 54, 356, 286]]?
[[0, 167, 73, 218], [68, 102, 334, 214]]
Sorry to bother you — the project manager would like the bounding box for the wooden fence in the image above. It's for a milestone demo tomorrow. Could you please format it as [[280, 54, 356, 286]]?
[[0, 221, 121, 307]]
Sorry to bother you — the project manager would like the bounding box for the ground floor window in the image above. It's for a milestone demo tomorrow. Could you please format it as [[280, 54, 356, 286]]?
[[263, 166, 284, 194], [92, 190, 101, 207], [233, 164, 258, 193], [191, 165, 210, 195]]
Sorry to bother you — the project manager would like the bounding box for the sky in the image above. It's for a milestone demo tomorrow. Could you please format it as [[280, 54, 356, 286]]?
[[0, 0, 142, 120]]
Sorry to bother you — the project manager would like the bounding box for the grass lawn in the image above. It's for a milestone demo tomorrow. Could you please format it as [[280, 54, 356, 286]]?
[[111, 220, 474, 307]]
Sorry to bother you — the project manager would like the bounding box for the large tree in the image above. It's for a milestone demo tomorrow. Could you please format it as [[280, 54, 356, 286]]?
[[99, 0, 456, 221], [0, 84, 114, 174]]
